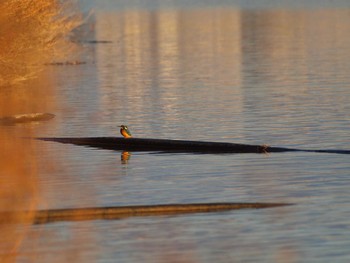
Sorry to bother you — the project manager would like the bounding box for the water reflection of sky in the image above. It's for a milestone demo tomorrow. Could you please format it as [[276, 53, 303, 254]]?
[[88, 0, 350, 10], [90, 7, 350, 148]]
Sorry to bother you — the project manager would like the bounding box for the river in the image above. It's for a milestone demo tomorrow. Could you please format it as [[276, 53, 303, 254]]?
[[17, 1, 350, 262]]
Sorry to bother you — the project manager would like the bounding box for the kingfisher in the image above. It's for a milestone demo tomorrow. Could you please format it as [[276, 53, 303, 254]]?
[[120, 125, 132, 138]]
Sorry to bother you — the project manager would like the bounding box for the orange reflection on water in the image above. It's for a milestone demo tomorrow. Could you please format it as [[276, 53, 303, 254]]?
[[0, 0, 79, 262], [0, 130, 38, 259], [95, 8, 243, 137], [121, 151, 131, 164]]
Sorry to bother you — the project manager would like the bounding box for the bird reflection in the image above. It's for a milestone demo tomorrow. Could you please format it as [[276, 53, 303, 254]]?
[[121, 151, 131, 164]]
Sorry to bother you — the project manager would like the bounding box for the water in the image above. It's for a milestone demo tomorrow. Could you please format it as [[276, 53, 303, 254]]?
[[19, 1, 350, 262]]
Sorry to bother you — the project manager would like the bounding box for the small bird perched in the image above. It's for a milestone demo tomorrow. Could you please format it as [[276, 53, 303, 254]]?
[[120, 125, 132, 138]]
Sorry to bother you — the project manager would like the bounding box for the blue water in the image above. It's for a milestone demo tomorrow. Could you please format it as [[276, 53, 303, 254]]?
[[19, 1, 350, 262]]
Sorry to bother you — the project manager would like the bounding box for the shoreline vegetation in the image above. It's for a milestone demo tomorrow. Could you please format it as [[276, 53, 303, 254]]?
[[0, 1, 80, 261], [0, 1, 80, 86]]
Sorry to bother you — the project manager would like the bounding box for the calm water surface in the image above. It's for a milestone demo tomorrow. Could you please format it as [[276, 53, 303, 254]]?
[[19, 1, 350, 262]]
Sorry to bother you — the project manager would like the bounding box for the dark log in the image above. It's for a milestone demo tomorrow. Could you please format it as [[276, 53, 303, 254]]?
[[37, 137, 350, 154]]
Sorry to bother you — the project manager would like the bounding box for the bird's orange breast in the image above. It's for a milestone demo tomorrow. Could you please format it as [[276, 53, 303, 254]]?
[[121, 129, 132, 138]]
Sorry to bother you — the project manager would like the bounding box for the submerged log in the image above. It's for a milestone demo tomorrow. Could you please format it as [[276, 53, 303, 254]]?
[[45, 61, 87, 66], [0, 203, 290, 224], [0, 113, 55, 125], [33, 203, 291, 224], [37, 137, 350, 154]]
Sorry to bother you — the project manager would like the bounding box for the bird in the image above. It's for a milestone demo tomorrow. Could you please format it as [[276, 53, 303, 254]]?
[[120, 125, 132, 138]]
